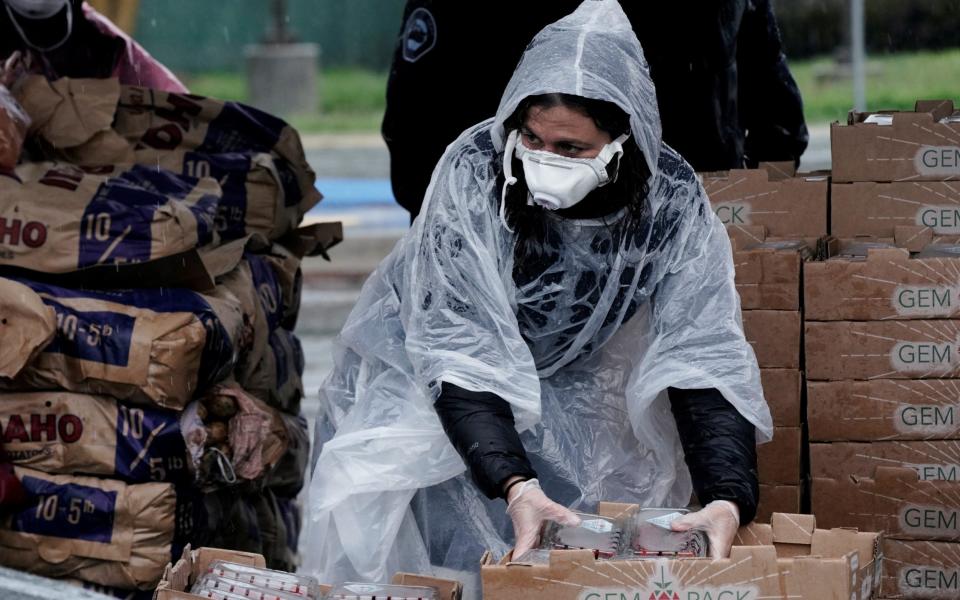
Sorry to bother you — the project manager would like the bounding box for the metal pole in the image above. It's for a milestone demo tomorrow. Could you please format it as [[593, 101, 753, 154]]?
[[270, 0, 289, 43], [850, 0, 866, 111]]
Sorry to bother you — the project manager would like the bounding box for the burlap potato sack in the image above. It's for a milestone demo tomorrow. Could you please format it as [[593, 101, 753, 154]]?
[[0, 467, 176, 590], [1, 161, 221, 273], [0, 391, 189, 483], [0, 277, 242, 409]]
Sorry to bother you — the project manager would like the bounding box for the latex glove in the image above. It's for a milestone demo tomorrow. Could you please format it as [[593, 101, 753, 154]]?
[[506, 479, 581, 559], [670, 500, 740, 559]]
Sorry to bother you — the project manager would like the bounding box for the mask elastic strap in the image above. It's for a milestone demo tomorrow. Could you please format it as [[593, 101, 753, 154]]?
[[210, 447, 237, 484], [5, 4, 73, 52], [598, 132, 631, 185], [499, 130, 519, 233]]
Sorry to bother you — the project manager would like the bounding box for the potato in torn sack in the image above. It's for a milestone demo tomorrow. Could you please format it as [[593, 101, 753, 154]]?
[[182, 384, 287, 485]]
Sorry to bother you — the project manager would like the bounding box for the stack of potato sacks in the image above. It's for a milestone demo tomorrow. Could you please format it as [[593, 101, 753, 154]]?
[[701, 163, 828, 521], [807, 100, 960, 600], [0, 75, 337, 598]]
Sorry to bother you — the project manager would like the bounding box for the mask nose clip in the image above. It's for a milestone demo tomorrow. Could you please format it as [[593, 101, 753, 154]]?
[[595, 132, 630, 186]]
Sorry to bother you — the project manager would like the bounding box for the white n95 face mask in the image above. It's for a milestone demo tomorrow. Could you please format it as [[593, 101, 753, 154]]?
[[501, 128, 630, 217]]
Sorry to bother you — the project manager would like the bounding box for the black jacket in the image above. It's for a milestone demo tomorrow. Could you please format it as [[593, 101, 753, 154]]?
[[436, 382, 759, 524], [382, 0, 808, 217]]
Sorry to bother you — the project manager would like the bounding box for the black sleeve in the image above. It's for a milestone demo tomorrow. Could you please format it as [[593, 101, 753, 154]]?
[[736, 0, 809, 167], [381, 2, 512, 219], [434, 381, 537, 500], [382, 2, 579, 218], [668, 387, 759, 524]]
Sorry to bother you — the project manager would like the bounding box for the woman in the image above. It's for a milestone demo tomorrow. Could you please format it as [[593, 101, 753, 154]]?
[[0, 0, 186, 92], [305, 0, 772, 590]]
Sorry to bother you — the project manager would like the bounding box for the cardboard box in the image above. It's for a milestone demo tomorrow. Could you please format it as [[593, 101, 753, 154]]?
[[743, 310, 802, 369], [805, 246, 960, 320], [756, 485, 802, 524], [702, 167, 829, 237], [811, 441, 960, 482], [759, 427, 803, 484], [734, 240, 812, 311], [389, 573, 464, 600], [880, 538, 960, 599], [155, 546, 266, 600], [831, 100, 960, 183], [155, 546, 463, 600], [805, 320, 960, 380], [832, 181, 960, 240], [482, 507, 881, 600], [808, 379, 960, 441], [824, 233, 960, 256], [812, 467, 960, 541], [762, 369, 803, 427]]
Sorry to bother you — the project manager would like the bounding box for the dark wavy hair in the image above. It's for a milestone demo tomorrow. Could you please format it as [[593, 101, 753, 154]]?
[[498, 93, 651, 271]]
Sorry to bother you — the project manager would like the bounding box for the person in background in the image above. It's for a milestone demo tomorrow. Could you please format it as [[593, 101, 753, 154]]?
[[382, 0, 808, 219], [0, 0, 186, 92]]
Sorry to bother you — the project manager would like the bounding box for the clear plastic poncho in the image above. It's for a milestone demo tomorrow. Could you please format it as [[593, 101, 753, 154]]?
[[304, 0, 772, 586]]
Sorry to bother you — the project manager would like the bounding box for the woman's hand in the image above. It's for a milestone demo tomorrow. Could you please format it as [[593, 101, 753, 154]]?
[[506, 479, 581, 559], [670, 500, 740, 559]]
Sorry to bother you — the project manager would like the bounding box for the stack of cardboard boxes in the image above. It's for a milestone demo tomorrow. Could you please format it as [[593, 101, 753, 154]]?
[[702, 165, 828, 521], [806, 245, 960, 600], [807, 100, 960, 600], [831, 100, 960, 251], [482, 507, 881, 600]]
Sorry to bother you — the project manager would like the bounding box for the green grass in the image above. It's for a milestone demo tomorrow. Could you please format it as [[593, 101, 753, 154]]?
[[184, 68, 387, 134], [287, 111, 384, 134], [791, 48, 960, 125], [183, 48, 960, 134]]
